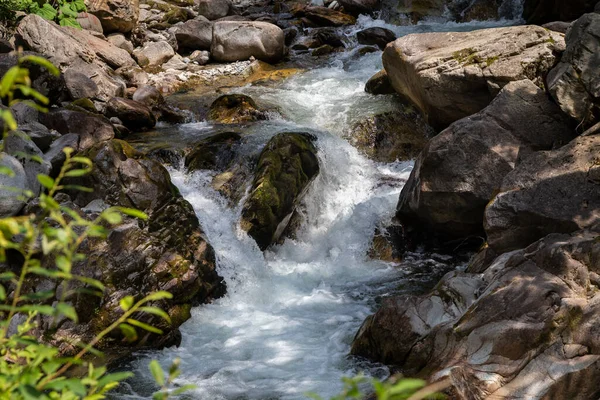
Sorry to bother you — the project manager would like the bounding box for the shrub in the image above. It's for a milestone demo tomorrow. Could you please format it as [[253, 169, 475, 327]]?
[[0, 0, 86, 28]]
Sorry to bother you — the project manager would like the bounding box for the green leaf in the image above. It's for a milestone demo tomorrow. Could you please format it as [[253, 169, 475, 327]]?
[[149, 360, 165, 386], [0, 284, 5, 301], [56, 303, 78, 322], [62, 184, 94, 193], [144, 291, 173, 302], [20, 290, 54, 301], [64, 168, 90, 177], [119, 295, 134, 312], [59, 16, 82, 28], [140, 306, 171, 323], [56, 255, 72, 272], [119, 323, 138, 342], [37, 174, 55, 190], [127, 318, 163, 334], [20, 55, 60, 76], [115, 207, 148, 221], [34, 3, 58, 21], [0, 110, 17, 131], [0, 165, 15, 177], [172, 384, 197, 395], [60, 3, 78, 18], [0, 66, 19, 98], [101, 210, 122, 225], [97, 371, 134, 387]]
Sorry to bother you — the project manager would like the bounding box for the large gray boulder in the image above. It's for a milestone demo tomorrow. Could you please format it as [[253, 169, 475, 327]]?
[[548, 13, 600, 129], [0, 153, 28, 217], [194, 0, 232, 20], [175, 18, 213, 51], [4, 131, 51, 196], [352, 230, 600, 399], [382, 25, 564, 129], [484, 135, 600, 254], [84, 0, 140, 33], [133, 40, 175, 67], [396, 80, 575, 244], [63, 69, 99, 100], [211, 21, 285, 63]]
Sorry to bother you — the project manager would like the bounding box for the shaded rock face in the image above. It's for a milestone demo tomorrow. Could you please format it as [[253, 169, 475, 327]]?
[[40, 109, 115, 152], [32, 140, 225, 355], [0, 153, 28, 217], [344, 108, 434, 162], [396, 80, 575, 246], [352, 230, 600, 400], [241, 132, 319, 250], [484, 135, 600, 254], [195, 0, 232, 20], [365, 70, 395, 95], [523, 0, 596, 24], [85, 0, 140, 33], [185, 131, 241, 171], [106, 97, 156, 131], [382, 25, 564, 129], [356, 27, 396, 50], [207, 94, 267, 123], [293, 6, 357, 27], [175, 19, 213, 51], [548, 13, 600, 129], [4, 131, 51, 196], [211, 21, 285, 63], [337, 0, 380, 16]]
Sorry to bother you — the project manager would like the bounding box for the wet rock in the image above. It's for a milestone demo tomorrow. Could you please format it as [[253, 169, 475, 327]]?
[[240, 132, 320, 250], [312, 44, 334, 56], [4, 131, 51, 196], [484, 135, 600, 254], [365, 69, 394, 95], [356, 27, 396, 50], [207, 94, 267, 123], [352, 230, 600, 399], [175, 18, 213, 51], [107, 33, 134, 53], [85, 0, 140, 33], [397, 80, 575, 246], [132, 85, 165, 107], [523, 0, 596, 24], [294, 6, 356, 27], [211, 21, 285, 63], [337, 0, 379, 15], [0, 153, 28, 217], [345, 108, 433, 162], [185, 131, 241, 171], [195, 0, 232, 20], [76, 12, 104, 34], [106, 97, 156, 131], [64, 69, 99, 100], [311, 27, 345, 48], [40, 109, 114, 152], [382, 25, 564, 129], [133, 40, 175, 67], [548, 13, 600, 129]]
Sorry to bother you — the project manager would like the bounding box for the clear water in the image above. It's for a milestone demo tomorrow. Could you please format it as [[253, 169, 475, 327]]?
[[117, 15, 520, 400]]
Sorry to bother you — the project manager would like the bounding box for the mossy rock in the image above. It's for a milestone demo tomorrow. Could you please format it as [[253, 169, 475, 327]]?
[[185, 131, 242, 172], [240, 132, 319, 250], [207, 94, 267, 124]]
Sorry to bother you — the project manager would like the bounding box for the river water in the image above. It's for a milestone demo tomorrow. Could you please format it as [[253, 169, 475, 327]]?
[[118, 13, 521, 400]]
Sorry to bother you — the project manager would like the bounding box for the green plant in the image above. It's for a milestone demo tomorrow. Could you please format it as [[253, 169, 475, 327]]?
[[0, 56, 191, 399], [308, 375, 450, 400], [0, 0, 86, 28]]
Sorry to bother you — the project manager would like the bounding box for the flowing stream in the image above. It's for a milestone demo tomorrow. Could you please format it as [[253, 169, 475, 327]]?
[[118, 14, 521, 400]]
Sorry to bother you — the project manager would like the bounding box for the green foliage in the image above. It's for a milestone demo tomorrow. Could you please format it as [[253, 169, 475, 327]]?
[[308, 375, 449, 400], [0, 0, 87, 28], [0, 57, 193, 399]]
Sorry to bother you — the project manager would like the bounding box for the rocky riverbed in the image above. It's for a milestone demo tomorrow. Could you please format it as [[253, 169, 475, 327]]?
[[1, 0, 600, 398]]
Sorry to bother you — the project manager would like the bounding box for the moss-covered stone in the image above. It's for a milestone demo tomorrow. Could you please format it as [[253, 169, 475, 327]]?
[[207, 94, 267, 124], [185, 131, 242, 172], [240, 132, 319, 250]]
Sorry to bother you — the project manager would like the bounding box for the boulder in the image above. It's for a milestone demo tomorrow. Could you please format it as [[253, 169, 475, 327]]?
[[4, 131, 51, 196], [207, 94, 267, 123], [523, 0, 596, 24], [194, 0, 232, 20], [382, 25, 564, 129], [312, 44, 334, 56], [0, 39, 14, 54], [397, 80, 575, 245], [185, 131, 241, 171], [85, 0, 140, 33], [211, 21, 285, 63], [484, 135, 600, 254], [351, 230, 600, 399], [365, 70, 394, 95], [548, 13, 600, 129], [133, 40, 175, 67], [190, 49, 210, 64], [542, 21, 572, 33], [175, 19, 213, 51], [40, 109, 114, 152], [294, 6, 356, 27], [396, 0, 448, 21], [43, 134, 80, 175], [20, 122, 60, 152], [106, 33, 134, 53], [64, 69, 99, 100], [240, 132, 319, 250], [356, 27, 396, 50], [344, 109, 434, 162], [0, 153, 28, 217], [10, 102, 39, 126], [132, 85, 165, 107], [76, 12, 104, 34], [106, 97, 156, 131], [337, 0, 379, 15]]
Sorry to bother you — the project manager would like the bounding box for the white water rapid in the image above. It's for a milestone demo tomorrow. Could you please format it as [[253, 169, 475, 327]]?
[[117, 15, 520, 400]]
